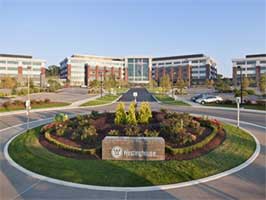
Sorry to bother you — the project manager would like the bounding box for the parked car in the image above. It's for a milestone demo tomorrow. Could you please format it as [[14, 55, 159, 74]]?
[[195, 95, 223, 104], [191, 94, 208, 102]]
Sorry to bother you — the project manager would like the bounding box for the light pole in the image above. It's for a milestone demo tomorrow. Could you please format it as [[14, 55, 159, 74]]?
[[26, 66, 31, 130], [100, 72, 103, 98], [237, 66, 243, 107]]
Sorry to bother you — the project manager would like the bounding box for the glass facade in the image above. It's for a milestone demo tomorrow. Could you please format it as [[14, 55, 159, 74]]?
[[127, 58, 150, 83]]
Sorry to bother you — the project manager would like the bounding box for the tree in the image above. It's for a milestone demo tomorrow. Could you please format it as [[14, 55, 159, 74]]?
[[46, 65, 60, 77], [259, 74, 266, 93], [104, 75, 118, 93], [214, 76, 231, 92], [205, 79, 214, 89], [47, 79, 61, 92], [138, 102, 152, 124], [114, 102, 127, 125], [149, 79, 158, 88], [175, 79, 187, 95], [126, 102, 137, 125], [89, 80, 100, 88], [160, 75, 171, 94], [0, 76, 17, 89], [242, 77, 250, 90]]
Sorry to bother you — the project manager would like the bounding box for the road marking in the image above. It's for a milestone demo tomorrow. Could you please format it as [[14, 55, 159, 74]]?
[[3, 117, 261, 192], [124, 191, 127, 200], [13, 180, 41, 200]]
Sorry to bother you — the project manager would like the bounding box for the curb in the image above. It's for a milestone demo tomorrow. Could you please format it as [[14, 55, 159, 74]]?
[[3, 117, 261, 192]]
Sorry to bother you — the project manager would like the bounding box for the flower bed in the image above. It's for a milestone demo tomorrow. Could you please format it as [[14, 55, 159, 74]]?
[[40, 102, 225, 160]]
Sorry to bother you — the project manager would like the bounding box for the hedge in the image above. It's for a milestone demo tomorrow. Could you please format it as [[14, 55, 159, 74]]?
[[165, 126, 218, 155], [44, 132, 97, 155]]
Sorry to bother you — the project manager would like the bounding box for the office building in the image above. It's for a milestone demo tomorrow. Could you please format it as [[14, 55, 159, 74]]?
[[60, 54, 217, 86], [0, 54, 46, 86], [232, 54, 266, 87], [152, 54, 217, 86]]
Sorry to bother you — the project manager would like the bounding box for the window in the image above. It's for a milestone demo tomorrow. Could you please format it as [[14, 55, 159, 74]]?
[[192, 60, 198, 63], [247, 60, 256, 65], [236, 61, 245, 65], [8, 61, 18, 65], [174, 61, 180, 64], [0, 66, 6, 70], [182, 60, 188, 64], [158, 63, 164, 65], [0, 60, 6, 64], [166, 62, 172, 65], [8, 67, 17, 70], [22, 61, 31, 65], [33, 62, 42, 66], [260, 60, 266, 64]]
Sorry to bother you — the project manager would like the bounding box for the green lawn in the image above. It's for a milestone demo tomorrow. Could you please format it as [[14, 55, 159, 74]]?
[[8, 124, 256, 187], [80, 94, 120, 107], [0, 102, 70, 113], [205, 103, 266, 111], [154, 94, 190, 106]]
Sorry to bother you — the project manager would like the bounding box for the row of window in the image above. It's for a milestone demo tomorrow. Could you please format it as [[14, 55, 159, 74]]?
[[0, 60, 42, 65], [236, 60, 266, 65]]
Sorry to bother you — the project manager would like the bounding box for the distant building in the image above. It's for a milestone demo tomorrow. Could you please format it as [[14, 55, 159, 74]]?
[[232, 54, 266, 87], [152, 54, 217, 86], [60, 53, 217, 86], [0, 54, 46, 86]]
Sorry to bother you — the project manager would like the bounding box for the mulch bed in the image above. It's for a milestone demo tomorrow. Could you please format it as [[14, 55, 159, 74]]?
[[39, 129, 226, 161], [165, 129, 226, 160]]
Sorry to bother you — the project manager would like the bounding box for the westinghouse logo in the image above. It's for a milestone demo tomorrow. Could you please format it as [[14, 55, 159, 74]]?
[[111, 146, 123, 158]]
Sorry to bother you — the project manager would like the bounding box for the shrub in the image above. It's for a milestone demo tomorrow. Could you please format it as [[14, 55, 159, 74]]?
[[124, 125, 140, 136], [108, 129, 120, 136], [80, 126, 97, 144], [54, 113, 69, 123], [44, 98, 50, 103], [114, 102, 127, 125], [138, 102, 152, 124], [2, 101, 12, 108], [189, 120, 200, 129], [90, 110, 100, 118], [166, 126, 217, 155], [246, 89, 255, 95], [126, 102, 137, 125], [144, 129, 159, 137], [160, 108, 167, 113], [44, 132, 96, 155], [56, 126, 66, 136]]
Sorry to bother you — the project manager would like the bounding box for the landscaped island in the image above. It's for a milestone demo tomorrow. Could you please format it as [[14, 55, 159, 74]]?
[[8, 102, 256, 187]]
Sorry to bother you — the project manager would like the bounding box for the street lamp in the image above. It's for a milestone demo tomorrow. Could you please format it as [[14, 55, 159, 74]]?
[[100, 72, 103, 98], [26, 66, 32, 130], [237, 66, 243, 106]]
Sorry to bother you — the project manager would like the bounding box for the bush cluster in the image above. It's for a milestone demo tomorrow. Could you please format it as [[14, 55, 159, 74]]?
[[166, 126, 217, 154], [54, 113, 69, 123], [44, 132, 96, 155], [2, 98, 52, 108]]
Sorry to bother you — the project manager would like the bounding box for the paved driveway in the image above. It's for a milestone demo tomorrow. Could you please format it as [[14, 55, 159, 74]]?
[[119, 88, 156, 102]]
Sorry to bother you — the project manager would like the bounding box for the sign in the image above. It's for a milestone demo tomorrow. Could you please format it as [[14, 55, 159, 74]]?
[[133, 92, 138, 97], [236, 97, 241, 104], [25, 100, 31, 108], [102, 136, 165, 160]]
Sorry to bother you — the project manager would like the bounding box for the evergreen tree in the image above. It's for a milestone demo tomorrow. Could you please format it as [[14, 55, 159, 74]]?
[[114, 102, 127, 125], [138, 102, 152, 124], [126, 102, 137, 125]]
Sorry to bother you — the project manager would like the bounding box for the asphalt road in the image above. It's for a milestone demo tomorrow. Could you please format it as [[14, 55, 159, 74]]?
[[119, 88, 156, 102], [0, 88, 265, 200]]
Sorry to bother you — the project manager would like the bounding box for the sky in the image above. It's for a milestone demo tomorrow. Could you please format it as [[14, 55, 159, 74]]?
[[0, 0, 265, 77]]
